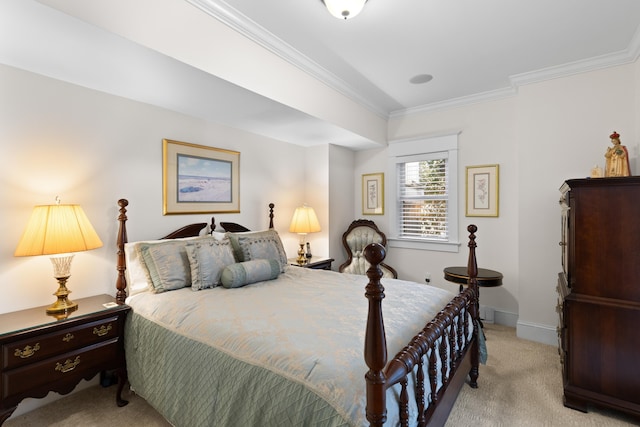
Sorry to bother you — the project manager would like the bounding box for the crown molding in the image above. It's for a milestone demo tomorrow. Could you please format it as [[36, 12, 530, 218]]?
[[185, 0, 387, 118], [389, 86, 518, 118], [509, 48, 637, 88]]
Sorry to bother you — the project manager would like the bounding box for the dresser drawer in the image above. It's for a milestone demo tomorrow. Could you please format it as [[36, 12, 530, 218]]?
[[2, 339, 119, 401], [2, 316, 122, 370]]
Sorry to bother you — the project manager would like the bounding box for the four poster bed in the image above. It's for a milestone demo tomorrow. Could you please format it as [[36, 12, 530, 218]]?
[[114, 199, 481, 426]]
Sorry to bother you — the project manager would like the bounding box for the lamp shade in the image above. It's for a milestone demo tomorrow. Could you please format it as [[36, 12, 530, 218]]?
[[323, 0, 367, 20], [14, 204, 103, 257], [289, 206, 321, 234]]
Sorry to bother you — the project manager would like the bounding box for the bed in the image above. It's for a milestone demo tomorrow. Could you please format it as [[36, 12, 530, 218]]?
[[114, 199, 480, 426]]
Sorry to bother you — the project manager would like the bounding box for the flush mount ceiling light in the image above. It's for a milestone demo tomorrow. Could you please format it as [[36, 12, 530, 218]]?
[[322, 0, 368, 20]]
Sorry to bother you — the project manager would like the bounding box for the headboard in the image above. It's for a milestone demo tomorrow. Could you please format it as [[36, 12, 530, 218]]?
[[114, 199, 275, 304]]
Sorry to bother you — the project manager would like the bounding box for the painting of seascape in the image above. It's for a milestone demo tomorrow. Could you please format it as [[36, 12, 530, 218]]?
[[177, 154, 232, 203], [163, 139, 240, 214]]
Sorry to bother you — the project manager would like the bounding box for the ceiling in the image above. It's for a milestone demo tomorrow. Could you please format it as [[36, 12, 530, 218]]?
[[3, 1, 640, 150], [197, 0, 640, 115]]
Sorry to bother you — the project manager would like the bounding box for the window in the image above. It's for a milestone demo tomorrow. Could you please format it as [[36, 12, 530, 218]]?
[[388, 134, 459, 252]]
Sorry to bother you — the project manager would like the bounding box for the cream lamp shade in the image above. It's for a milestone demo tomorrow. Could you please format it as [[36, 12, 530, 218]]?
[[15, 202, 103, 314], [289, 205, 321, 235], [322, 0, 367, 20], [289, 205, 321, 265]]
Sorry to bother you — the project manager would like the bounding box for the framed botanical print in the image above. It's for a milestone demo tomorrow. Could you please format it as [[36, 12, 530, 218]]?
[[163, 139, 240, 215], [466, 164, 499, 217], [362, 172, 384, 215]]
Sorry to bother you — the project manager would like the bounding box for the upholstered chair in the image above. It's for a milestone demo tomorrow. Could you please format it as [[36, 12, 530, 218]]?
[[339, 219, 398, 279]]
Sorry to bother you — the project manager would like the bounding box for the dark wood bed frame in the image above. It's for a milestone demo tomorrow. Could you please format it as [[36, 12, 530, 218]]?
[[114, 199, 479, 426]]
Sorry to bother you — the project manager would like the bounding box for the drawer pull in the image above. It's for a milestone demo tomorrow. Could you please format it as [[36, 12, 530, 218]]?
[[93, 324, 113, 337], [14, 343, 40, 359], [55, 356, 81, 373], [62, 333, 75, 342]]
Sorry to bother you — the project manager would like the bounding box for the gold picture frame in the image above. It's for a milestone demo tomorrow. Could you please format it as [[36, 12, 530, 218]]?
[[163, 139, 240, 215], [362, 172, 384, 215], [466, 164, 499, 217]]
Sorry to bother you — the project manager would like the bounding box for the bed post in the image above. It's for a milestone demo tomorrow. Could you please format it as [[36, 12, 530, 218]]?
[[115, 199, 129, 305], [363, 242, 388, 426], [466, 224, 480, 388]]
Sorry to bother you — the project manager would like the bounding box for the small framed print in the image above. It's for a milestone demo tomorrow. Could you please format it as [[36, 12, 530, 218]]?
[[466, 164, 499, 217], [163, 139, 240, 215], [362, 173, 384, 215]]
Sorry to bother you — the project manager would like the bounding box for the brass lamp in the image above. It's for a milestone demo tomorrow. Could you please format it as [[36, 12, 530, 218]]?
[[14, 199, 103, 314], [289, 205, 321, 265]]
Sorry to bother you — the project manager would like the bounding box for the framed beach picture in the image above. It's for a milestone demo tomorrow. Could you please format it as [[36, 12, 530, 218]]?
[[163, 139, 240, 215], [362, 172, 384, 215], [466, 164, 499, 217]]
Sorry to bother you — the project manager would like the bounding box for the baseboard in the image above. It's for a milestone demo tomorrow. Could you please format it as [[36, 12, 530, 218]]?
[[481, 308, 557, 347], [479, 305, 518, 328], [516, 320, 558, 346]]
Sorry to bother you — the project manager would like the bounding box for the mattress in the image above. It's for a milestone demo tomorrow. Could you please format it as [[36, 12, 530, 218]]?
[[125, 266, 458, 426]]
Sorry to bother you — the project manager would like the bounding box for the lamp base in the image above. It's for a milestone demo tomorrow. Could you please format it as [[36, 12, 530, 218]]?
[[46, 276, 78, 314], [296, 243, 307, 265]]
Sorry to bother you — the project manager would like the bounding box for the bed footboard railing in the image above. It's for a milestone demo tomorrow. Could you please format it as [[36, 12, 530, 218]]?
[[363, 225, 480, 427]]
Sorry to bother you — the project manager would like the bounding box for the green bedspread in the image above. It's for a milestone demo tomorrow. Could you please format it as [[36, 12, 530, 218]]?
[[125, 267, 459, 426]]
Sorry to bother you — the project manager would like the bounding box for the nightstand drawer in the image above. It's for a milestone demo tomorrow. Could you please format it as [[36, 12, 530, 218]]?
[[2, 316, 121, 370], [2, 338, 119, 401]]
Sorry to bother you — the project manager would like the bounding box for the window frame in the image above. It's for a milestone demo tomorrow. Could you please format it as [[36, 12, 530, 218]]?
[[387, 134, 460, 253]]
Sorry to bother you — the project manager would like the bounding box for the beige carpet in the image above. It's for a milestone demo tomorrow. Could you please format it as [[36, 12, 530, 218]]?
[[5, 324, 639, 426]]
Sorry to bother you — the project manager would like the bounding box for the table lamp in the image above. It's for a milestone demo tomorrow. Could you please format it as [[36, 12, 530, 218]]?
[[14, 199, 103, 314], [289, 205, 321, 265]]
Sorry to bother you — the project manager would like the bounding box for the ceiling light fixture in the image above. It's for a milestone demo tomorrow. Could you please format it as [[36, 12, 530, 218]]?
[[322, 0, 367, 20]]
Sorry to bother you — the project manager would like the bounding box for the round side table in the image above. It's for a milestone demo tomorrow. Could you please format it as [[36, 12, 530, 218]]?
[[443, 266, 503, 291]]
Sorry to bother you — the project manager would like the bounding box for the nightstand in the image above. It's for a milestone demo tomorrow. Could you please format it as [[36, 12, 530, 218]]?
[[288, 257, 334, 270], [0, 294, 130, 424]]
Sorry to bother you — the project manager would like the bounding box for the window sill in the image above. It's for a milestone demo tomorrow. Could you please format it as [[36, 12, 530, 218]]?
[[388, 237, 461, 253]]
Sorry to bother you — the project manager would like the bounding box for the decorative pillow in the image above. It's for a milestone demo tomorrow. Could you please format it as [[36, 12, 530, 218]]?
[[220, 259, 281, 289], [125, 235, 201, 295], [227, 229, 288, 272], [185, 236, 236, 290], [138, 239, 193, 293]]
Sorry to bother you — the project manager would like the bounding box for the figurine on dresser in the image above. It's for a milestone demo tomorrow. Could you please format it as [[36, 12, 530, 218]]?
[[604, 131, 630, 177]]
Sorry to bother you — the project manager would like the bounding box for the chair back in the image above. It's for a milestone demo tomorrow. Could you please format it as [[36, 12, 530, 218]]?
[[339, 219, 398, 279]]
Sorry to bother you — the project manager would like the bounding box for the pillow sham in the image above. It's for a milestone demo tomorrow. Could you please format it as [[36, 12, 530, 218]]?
[[125, 235, 202, 295], [227, 229, 288, 272], [185, 236, 236, 290], [138, 239, 193, 293], [220, 259, 281, 289]]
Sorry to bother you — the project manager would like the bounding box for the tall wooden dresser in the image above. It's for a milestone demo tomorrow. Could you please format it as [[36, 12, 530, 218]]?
[[558, 177, 640, 418]]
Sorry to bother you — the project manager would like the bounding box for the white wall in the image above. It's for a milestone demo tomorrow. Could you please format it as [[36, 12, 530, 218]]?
[[0, 63, 307, 315], [303, 145, 330, 259], [515, 63, 637, 342], [328, 144, 356, 268], [355, 61, 638, 344]]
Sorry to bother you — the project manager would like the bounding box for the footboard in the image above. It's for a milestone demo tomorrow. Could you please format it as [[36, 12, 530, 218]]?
[[364, 225, 480, 426]]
